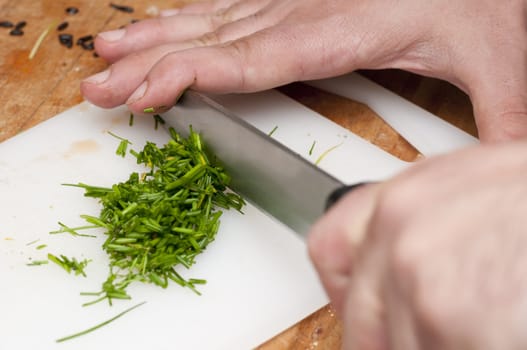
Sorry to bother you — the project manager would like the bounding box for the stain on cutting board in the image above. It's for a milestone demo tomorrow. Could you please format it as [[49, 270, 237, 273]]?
[[63, 139, 100, 159]]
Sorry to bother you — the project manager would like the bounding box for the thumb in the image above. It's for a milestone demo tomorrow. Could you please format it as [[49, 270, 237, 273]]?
[[307, 183, 381, 314], [469, 62, 527, 142]]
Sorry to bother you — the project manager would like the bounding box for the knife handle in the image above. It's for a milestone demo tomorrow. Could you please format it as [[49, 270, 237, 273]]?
[[324, 183, 374, 211]]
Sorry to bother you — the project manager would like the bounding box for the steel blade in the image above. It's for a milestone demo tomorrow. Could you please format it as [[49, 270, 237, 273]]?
[[164, 91, 344, 236]]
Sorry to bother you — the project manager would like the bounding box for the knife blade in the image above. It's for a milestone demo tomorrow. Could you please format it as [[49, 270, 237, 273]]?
[[164, 91, 345, 237]]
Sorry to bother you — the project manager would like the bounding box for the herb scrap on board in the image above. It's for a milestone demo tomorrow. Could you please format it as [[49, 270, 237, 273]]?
[[56, 301, 146, 343], [268, 125, 278, 137]]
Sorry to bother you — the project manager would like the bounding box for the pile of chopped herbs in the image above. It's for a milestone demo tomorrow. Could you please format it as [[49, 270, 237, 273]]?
[[64, 126, 245, 305]]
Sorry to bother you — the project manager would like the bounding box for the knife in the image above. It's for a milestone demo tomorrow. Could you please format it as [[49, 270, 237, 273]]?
[[164, 91, 347, 237]]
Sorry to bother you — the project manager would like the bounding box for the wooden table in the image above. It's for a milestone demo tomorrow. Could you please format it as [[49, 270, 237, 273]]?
[[0, 1, 477, 348]]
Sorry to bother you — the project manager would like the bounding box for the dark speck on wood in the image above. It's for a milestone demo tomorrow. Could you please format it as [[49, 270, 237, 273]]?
[[0, 21, 14, 28], [110, 3, 134, 13], [14, 21, 26, 30], [9, 28, 24, 36], [65, 7, 79, 15], [57, 21, 69, 31], [58, 33, 73, 48], [76, 34, 93, 45]]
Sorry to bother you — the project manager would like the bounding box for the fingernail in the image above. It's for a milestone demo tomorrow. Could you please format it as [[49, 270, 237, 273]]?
[[160, 8, 180, 17], [98, 29, 125, 42], [83, 69, 110, 85], [126, 81, 148, 105], [127, 81, 148, 104], [174, 89, 187, 105]]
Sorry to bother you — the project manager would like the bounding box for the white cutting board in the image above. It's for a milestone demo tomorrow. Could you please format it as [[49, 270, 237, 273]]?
[[0, 75, 471, 349], [308, 73, 479, 155]]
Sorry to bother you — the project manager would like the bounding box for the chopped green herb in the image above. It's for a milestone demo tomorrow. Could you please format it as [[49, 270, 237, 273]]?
[[36, 244, 47, 250], [107, 131, 132, 158], [153, 114, 165, 130], [26, 239, 40, 246], [48, 253, 91, 277], [27, 260, 49, 266], [315, 142, 343, 165], [188, 278, 207, 285], [49, 222, 98, 238], [129, 113, 134, 126], [143, 107, 155, 113], [63, 127, 245, 305], [56, 301, 146, 343], [268, 125, 278, 137], [309, 141, 316, 156]]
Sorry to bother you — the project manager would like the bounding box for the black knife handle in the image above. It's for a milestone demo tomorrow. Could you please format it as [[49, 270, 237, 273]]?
[[324, 182, 374, 211]]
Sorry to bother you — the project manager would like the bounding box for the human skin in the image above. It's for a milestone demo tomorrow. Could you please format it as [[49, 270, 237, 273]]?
[[81, 0, 527, 142], [308, 139, 527, 349], [80, 1, 527, 348]]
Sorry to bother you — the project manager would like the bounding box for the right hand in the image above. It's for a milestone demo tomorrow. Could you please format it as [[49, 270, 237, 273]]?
[[308, 138, 527, 349]]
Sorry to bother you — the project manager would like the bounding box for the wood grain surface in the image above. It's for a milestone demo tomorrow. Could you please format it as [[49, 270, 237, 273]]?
[[0, 1, 477, 348]]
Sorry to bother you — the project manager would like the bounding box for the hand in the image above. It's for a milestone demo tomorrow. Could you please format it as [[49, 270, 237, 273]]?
[[81, 0, 527, 142], [308, 139, 527, 349]]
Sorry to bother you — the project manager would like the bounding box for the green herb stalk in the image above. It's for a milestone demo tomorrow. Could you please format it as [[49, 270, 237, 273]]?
[[66, 127, 245, 305]]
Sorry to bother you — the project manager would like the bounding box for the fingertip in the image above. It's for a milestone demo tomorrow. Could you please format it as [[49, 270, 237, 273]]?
[[126, 81, 148, 105], [93, 20, 158, 63], [81, 69, 116, 108], [160, 8, 180, 17], [123, 51, 200, 113], [344, 260, 389, 350], [93, 35, 122, 63], [98, 28, 126, 43], [124, 77, 186, 114], [81, 82, 118, 109]]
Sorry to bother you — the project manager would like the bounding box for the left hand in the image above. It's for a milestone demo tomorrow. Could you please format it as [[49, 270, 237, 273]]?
[[81, 0, 527, 142]]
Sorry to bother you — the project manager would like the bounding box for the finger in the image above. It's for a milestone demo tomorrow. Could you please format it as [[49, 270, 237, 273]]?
[[83, 5, 273, 109], [124, 24, 358, 113], [161, 0, 240, 16], [94, 16, 216, 63], [471, 84, 527, 142], [82, 42, 196, 108], [193, 1, 277, 47], [462, 47, 527, 142], [97, 0, 271, 63], [383, 276, 421, 350], [307, 184, 380, 314], [344, 236, 388, 350]]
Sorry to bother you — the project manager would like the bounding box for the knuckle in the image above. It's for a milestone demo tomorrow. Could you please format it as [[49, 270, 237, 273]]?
[[479, 94, 527, 141], [375, 181, 415, 223], [213, 0, 247, 23], [388, 229, 462, 338], [226, 38, 254, 90], [414, 294, 454, 339], [194, 31, 222, 46], [209, 8, 231, 29], [389, 237, 451, 336], [497, 108, 527, 140], [388, 228, 420, 286]]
